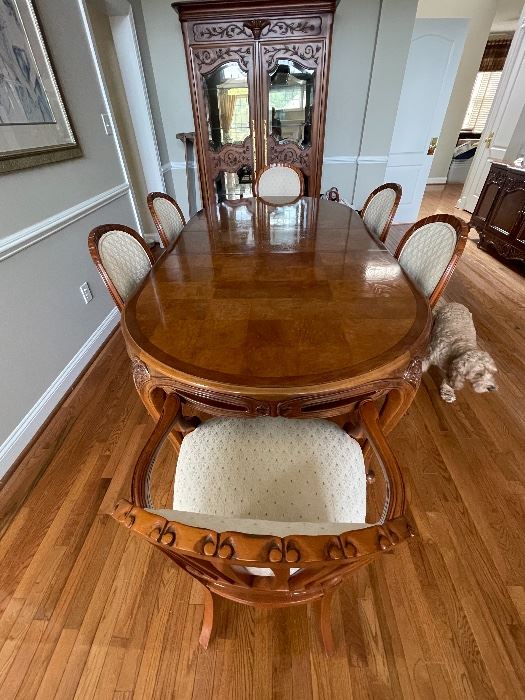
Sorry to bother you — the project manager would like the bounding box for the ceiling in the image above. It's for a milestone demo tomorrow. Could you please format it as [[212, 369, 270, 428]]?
[[492, 0, 524, 32]]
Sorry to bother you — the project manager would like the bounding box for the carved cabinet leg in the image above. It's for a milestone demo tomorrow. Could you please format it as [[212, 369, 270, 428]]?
[[199, 587, 216, 650]]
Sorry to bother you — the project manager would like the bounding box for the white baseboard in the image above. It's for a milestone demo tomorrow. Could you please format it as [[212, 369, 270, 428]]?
[[0, 308, 119, 479], [427, 177, 447, 185]]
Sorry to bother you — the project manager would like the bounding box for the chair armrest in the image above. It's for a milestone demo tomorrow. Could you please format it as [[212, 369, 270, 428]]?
[[358, 401, 407, 520], [131, 393, 199, 507]]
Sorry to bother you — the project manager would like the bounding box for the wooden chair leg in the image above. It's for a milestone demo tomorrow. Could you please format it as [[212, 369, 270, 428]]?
[[316, 590, 336, 656], [199, 587, 215, 650]]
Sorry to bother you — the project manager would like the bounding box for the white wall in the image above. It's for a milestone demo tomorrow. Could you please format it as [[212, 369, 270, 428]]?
[[0, 0, 140, 476], [417, 0, 498, 181]]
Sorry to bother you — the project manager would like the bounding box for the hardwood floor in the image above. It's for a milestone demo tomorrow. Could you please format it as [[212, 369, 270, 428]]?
[[0, 187, 524, 699]]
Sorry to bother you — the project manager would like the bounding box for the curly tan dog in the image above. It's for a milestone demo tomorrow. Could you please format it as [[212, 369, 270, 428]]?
[[422, 302, 498, 403]]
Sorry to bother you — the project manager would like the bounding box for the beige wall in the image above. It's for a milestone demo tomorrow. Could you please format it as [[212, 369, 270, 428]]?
[[0, 0, 139, 474], [417, 0, 497, 180]]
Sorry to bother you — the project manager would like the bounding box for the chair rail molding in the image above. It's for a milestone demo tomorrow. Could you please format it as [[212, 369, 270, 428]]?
[[323, 156, 389, 165], [0, 183, 130, 262], [0, 307, 119, 478], [161, 161, 188, 174], [323, 155, 358, 165]]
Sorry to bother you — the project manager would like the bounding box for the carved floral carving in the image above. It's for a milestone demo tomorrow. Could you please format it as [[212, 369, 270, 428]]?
[[268, 135, 311, 173], [263, 43, 322, 71], [209, 135, 252, 178], [243, 19, 270, 39], [403, 357, 423, 389], [193, 46, 252, 73], [192, 17, 322, 43], [131, 357, 150, 393], [478, 231, 525, 263]]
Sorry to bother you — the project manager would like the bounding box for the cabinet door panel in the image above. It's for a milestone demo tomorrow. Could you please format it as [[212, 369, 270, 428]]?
[[191, 45, 257, 204], [260, 40, 326, 195], [488, 187, 525, 239]]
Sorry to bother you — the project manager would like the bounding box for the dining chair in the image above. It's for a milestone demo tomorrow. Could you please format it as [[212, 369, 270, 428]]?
[[394, 213, 469, 308], [88, 224, 155, 310], [147, 191, 186, 248], [112, 395, 413, 654], [359, 183, 402, 243], [254, 164, 304, 199]]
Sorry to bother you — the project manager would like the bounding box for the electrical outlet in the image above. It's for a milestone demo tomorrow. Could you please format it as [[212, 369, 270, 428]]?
[[80, 282, 93, 304], [101, 113, 113, 135]]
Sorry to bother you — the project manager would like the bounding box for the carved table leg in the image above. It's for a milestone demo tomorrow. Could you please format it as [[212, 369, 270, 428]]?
[[315, 590, 336, 656], [199, 587, 216, 650]]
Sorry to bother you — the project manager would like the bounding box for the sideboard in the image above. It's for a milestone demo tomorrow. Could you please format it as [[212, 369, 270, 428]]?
[[470, 162, 525, 264]]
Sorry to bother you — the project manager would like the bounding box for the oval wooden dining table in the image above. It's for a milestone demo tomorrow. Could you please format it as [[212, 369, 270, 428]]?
[[122, 196, 431, 441]]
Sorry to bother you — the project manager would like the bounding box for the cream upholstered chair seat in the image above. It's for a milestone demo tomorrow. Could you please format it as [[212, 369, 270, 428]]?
[[150, 417, 367, 536], [255, 164, 303, 199], [149, 416, 368, 577]]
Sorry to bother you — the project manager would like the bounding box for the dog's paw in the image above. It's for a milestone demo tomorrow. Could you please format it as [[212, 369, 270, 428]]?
[[440, 388, 456, 403]]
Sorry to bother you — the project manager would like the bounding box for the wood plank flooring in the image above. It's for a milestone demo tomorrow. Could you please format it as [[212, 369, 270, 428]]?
[[0, 187, 524, 699]]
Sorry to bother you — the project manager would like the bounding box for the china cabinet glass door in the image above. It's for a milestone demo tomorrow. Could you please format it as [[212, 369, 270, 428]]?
[[193, 45, 257, 204], [260, 42, 323, 195]]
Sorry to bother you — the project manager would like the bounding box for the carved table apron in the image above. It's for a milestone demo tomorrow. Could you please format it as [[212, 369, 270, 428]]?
[[122, 197, 431, 445]]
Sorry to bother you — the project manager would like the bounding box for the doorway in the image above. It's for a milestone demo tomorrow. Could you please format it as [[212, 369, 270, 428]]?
[[87, 0, 164, 238]]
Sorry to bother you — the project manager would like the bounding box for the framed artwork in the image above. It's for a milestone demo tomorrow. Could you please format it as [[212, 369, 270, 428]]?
[[0, 0, 81, 173]]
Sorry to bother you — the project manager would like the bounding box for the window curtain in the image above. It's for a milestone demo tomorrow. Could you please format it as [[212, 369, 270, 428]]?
[[218, 91, 237, 140], [479, 34, 513, 72]]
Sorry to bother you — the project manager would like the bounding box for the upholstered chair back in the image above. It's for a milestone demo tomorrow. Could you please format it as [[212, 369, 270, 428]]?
[[360, 183, 402, 243], [255, 164, 304, 198], [147, 192, 186, 248], [88, 224, 154, 310], [394, 214, 468, 307]]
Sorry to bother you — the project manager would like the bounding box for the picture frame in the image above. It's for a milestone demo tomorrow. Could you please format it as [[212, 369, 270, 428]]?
[[0, 0, 81, 174]]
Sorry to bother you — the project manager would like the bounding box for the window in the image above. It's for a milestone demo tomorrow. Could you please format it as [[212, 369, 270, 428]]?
[[462, 71, 501, 132]]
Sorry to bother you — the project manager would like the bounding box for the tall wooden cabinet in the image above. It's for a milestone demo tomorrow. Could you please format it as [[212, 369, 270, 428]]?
[[173, 0, 336, 210], [470, 162, 525, 264]]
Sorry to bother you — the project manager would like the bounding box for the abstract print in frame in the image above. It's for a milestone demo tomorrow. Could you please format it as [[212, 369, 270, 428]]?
[[0, 0, 81, 173]]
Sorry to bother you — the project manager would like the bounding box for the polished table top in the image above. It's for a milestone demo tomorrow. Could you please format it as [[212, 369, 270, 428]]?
[[123, 197, 431, 395]]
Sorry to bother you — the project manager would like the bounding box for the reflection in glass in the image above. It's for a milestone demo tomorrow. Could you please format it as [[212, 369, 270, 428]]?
[[203, 62, 250, 149], [214, 169, 252, 201], [268, 60, 315, 147]]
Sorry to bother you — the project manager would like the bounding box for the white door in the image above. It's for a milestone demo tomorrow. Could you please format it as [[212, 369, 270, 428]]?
[[460, 10, 525, 213], [386, 19, 468, 223]]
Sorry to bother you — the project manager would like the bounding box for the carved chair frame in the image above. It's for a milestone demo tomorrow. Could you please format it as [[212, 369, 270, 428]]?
[[394, 213, 469, 308], [358, 182, 402, 243], [88, 224, 155, 311], [112, 395, 414, 654], [147, 191, 187, 248]]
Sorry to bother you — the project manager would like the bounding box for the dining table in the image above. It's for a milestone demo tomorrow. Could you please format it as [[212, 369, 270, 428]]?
[[122, 196, 431, 441]]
